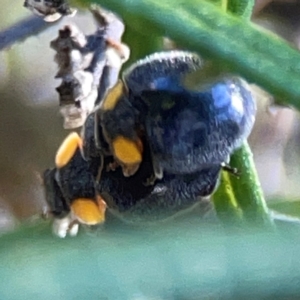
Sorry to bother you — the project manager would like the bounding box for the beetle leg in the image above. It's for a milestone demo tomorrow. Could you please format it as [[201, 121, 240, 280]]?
[[221, 162, 240, 177], [68, 222, 80, 237], [52, 214, 79, 238], [143, 173, 158, 186], [152, 159, 163, 180], [106, 160, 119, 172], [143, 155, 163, 186]]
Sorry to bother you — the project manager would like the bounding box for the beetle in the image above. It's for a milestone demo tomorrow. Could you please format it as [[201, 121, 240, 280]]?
[[43, 51, 256, 237]]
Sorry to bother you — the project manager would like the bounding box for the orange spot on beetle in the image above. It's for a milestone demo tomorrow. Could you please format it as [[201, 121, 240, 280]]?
[[112, 136, 143, 165], [102, 81, 124, 111], [55, 132, 82, 168], [112, 136, 143, 177], [71, 197, 106, 225]]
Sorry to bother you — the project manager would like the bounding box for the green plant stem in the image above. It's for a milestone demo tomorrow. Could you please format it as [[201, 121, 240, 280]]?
[[72, 0, 300, 109], [212, 171, 243, 224], [229, 142, 272, 226], [227, 0, 255, 19], [222, 0, 228, 12], [227, 0, 271, 226], [214, 0, 271, 227]]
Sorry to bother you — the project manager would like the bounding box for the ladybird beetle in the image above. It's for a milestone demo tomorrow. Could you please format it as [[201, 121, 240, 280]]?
[[43, 51, 256, 237]]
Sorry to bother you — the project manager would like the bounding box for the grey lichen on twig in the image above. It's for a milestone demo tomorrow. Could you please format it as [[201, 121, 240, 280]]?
[[0, 1, 74, 51], [24, 0, 76, 22], [51, 6, 130, 129]]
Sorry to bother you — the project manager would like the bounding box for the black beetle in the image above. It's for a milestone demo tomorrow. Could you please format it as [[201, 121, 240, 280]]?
[[43, 51, 256, 237]]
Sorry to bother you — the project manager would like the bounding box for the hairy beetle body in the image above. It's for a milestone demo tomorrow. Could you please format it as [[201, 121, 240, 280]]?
[[43, 51, 256, 236], [100, 51, 256, 177]]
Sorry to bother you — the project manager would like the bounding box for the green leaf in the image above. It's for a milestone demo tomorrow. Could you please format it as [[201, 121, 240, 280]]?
[[122, 26, 163, 65], [227, 0, 255, 19], [72, 0, 300, 110], [269, 199, 300, 218], [1, 220, 300, 299]]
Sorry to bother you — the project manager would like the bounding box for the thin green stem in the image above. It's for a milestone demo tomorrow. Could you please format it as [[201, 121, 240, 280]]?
[[212, 171, 243, 224], [221, 0, 228, 12], [227, 0, 255, 19], [229, 142, 273, 226]]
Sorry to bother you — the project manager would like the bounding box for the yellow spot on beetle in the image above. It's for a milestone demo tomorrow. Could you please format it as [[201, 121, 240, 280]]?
[[71, 198, 106, 225], [102, 80, 124, 111], [55, 132, 82, 168], [112, 136, 143, 165]]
